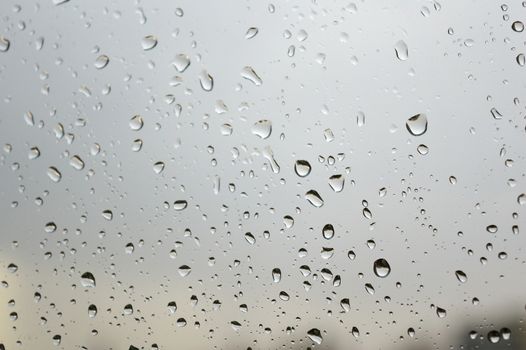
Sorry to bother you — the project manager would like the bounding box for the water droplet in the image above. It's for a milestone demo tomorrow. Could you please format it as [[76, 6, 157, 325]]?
[[167, 301, 177, 314], [272, 268, 281, 283], [178, 265, 191, 277], [141, 35, 158, 50], [0, 37, 10, 52], [394, 40, 409, 60], [518, 193, 525, 205], [81, 272, 96, 288], [340, 298, 350, 312], [436, 307, 447, 318], [406, 114, 428, 136], [47, 167, 62, 182], [486, 225, 498, 233], [322, 224, 334, 239], [305, 190, 324, 207], [373, 258, 391, 278], [328, 175, 344, 192], [94, 55, 109, 69], [129, 115, 144, 131], [417, 144, 429, 155], [153, 161, 165, 174], [455, 270, 467, 283], [244, 232, 256, 244], [199, 70, 214, 91], [245, 27, 259, 39], [294, 160, 311, 177], [173, 54, 190, 72], [88, 304, 97, 317], [241, 66, 262, 86], [487, 330, 501, 343], [251, 119, 272, 139], [69, 155, 84, 170], [173, 200, 188, 211], [517, 53, 526, 66], [102, 210, 113, 221], [512, 21, 524, 32], [490, 107, 503, 120], [307, 328, 323, 345]]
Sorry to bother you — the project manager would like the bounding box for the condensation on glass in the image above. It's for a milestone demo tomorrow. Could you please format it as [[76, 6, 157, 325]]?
[[0, 0, 525, 349]]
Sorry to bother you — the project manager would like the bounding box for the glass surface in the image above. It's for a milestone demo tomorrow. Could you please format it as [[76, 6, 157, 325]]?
[[0, 1, 525, 349]]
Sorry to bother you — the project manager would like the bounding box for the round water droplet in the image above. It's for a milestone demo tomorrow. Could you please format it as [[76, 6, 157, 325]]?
[[129, 115, 143, 131], [47, 167, 62, 182], [251, 119, 272, 139], [486, 225, 498, 233], [487, 330, 501, 343], [394, 40, 409, 61], [94, 55, 109, 69], [512, 21, 524, 32], [373, 258, 391, 278], [417, 144, 429, 155], [305, 190, 324, 207], [406, 113, 428, 136], [141, 35, 158, 50], [294, 160, 311, 177]]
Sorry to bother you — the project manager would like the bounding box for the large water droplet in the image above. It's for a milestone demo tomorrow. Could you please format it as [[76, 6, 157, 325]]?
[[322, 224, 334, 239], [307, 328, 323, 345], [173, 54, 190, 72], [81, 272, 96, 288], [294, 160, 311, 177], [373, 258, 391, 278], [406, 113, 428, 136], [0, 37, 10, 52], [47, 167, 62, 182], [305, 190, 324, 207], [129, 115, 144, 131], [94, 55, 109, 69], [455, 270, 467, 283], [241, 66, 262, 86], [199, 70, 214, 91]]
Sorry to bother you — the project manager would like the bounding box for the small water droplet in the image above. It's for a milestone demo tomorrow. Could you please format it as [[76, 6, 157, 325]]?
[[81, 272, 96, 288], [129, 115, 144, 131], [0, 37, 10, 52], [241, 66, 262, 85], [173, 54, 190, 72], [94, 55, 109, 69], [199, 70, 214, 91], [322, 224, 334, 239]]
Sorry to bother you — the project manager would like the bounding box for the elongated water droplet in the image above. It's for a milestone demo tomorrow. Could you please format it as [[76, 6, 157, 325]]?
[[272, 268, 281, 282], [47, 167, 61, 182], [394, 40, 409, 60], [245, 27, 259, 39], [174, 200, 188, 211], [518, 193, 525, 205], [322, 224, 334, 239], [0, 37, 9, 52], [455, 270, 467, 283], [199, 70, 214, 91], [305, 190, 324, 207], [241, 66, 262, 85], [69, 155, 84, 170]]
